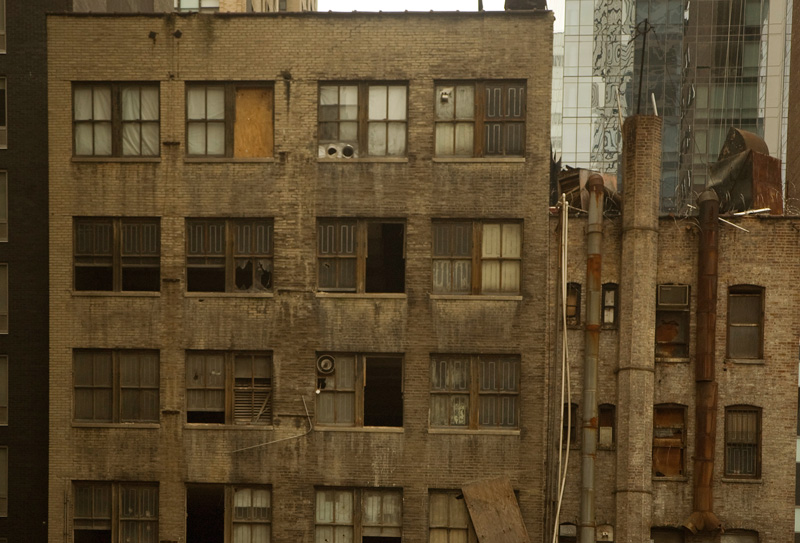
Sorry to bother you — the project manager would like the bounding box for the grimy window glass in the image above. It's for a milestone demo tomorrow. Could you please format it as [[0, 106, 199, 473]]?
[[434, 81, 525, 157], [725, 406, 760, 477], [430, 354, 519, 429], [74, 218, 160, 292], [315, 488, 401, 542], [429, 491, 477, 543], [727, 285, 764, 359]]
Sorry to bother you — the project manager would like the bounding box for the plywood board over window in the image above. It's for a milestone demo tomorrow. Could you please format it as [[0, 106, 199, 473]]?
[[461, 477, 529, 543], [234, 87, 273, 158]]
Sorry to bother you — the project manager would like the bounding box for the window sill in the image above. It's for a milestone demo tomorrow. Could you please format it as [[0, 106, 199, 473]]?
[[184, 157, 276, 163], [316, 292, 407, 299], [184, 423, 275, 431], [429, 294, 522, 301], [71, 157, 161, 163], [721, 477, 762, 484], [72, 291, 161, 297], [653, 476, 688, 482], [432, 157, 526, 163], [315, 426, 404, 433], [725, 358, 765, 365], [317, 157, 409, 163], [655, 357, 690, 364], [428, 428, 520, 436], [185, 291, 274, 298], [72, 422, 160, 429]]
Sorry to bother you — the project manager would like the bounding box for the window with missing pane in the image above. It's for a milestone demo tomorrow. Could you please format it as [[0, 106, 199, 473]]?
[[435, 81, 525, 157]]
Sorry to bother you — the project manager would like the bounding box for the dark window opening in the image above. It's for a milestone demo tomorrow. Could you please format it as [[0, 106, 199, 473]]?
[[187, 267, 225, 293], [75, 267, 113, 291], [122, 266, 160, 291], [365, 223, 405, 293], [186, 485, 224, 543], [598, 403, 615, 447], [363, 357, 403, 427], [563, 403, 578, 445], [655, 285, 690, 359], [363, 538, 401, 543], [74, 532, 111, 543], [566, 283, 581, 326], [186, 411, 225, 424]]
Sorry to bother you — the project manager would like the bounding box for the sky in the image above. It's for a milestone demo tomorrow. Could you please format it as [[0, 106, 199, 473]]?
[[316, 0, 566, 32]]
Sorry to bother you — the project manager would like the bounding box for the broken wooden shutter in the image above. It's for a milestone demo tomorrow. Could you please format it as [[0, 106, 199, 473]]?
[[234, 86, 273, 158], [233, 354, 272, 424]]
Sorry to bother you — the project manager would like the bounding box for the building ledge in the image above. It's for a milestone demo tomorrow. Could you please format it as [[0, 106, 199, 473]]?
[[316, 292, 406, 299], [185, 292, 274, 298], [72, 422, 160, 429], [428, 428, 520, 436], [653, 476, 689, 482], [184, 157, 276, 163], [655, 357, 690, 364], [72, 291, 160, 297], [721, 477, 762, 484], [314, 426, 404, 433], [432, 157, 525, 163], [725, 358, 765, 365], [429, 294, 522, 301], [184, 424, 275, 431], [72, 157, 161, 163], [317, 157, 408, 164]]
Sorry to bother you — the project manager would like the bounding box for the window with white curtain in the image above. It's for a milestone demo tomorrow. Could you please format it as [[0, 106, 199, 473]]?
[[318, 82, 407, 158], [73, 83, 159, 157], [432, 220, 522, 295], [315, 488, 401, 543]]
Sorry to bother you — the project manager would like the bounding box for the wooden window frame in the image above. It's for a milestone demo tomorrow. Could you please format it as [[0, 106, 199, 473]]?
[[315, 353, 403, 428], [72, 82, 160, 157], [73, 482, 158, 541], [314, 488, 402, 541], [317, 81, 408, 158], [655, 284, 691, 360], [727, 285, 765, 359], [602, 282, 618, 328], [185, 82, 274, 158], [434, 80, 526, 158], [174, 0, 220, 11], [430, 354, 520, 430], [316, 218, 405, 293], [429, 490, 478, 543], [598, 403, 615, 448], [185, 218, 274, 293], [724, 405, 761, 479], [74, 217, 161, 292], [653, 404, 686, 478], [185, 351, 273, 425], [431, 220, 522, 295], [73, 349, 160, 424], [230, 486, 272, 540]]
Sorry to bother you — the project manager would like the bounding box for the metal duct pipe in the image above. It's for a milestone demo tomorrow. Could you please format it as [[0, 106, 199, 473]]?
[[580, 174, 604, 543], [683, 190, 723, 534]]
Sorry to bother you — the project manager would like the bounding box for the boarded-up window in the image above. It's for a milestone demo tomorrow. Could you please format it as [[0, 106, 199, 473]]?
[[432, 221, 522, 295], [435, 81, 525, 157], [75, 218, 160, 292], [566, 283, 581, 326], [431, 355, 519, 429], [74, 83, 159, 157], [318, 82, 407, 158], [186, 83, 273, 157], [74, 350, 159, 424], [727, 286, 764, 359], [653, 405, 685, 477], [317, 219, 405, 294], [186, 218, 273, 293], [598, 403, 615, 448], [186, 351, 272, 425], [725, 406, 760, 478], [429, 491, 477, 543], [315, 488, 401, 543], [316, 354, 402, 428]]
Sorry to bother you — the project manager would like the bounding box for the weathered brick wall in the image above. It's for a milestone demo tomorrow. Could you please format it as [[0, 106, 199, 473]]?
[[48, 11, 554, 543]]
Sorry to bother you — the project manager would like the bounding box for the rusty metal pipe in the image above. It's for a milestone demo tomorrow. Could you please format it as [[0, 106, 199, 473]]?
[[684, 190, 722, 534], [580, 175, 604, 543]]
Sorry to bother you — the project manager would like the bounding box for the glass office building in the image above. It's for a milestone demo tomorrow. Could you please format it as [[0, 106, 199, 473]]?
[[554, 0, 791, 213]]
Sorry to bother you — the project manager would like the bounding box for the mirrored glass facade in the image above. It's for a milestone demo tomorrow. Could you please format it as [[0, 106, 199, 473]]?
[[554, 0, 790, 214]]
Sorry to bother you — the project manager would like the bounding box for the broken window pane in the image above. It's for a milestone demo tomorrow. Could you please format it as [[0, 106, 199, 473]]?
[[653, 405, 685, 477], [598, 403, 615, 447], [655, 286, 690, 358], [602, 283, 618, 327], [566, 283, 581, 326], [234, 354, 272, 424]]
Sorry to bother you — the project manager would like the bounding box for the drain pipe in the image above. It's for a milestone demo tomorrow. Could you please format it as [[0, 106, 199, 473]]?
[[683, 190, 723, 534], [580, 174, 604, 543]]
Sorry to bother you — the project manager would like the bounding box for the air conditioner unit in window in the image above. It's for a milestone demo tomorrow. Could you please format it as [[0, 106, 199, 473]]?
[[319, 143, 358, 159], [657, 284, 690, 308], [316, 354, 336, 375]]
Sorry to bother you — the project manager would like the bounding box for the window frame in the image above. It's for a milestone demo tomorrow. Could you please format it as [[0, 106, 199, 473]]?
[[185, 218, 274, 293], [598, 403, 615, 448], [655, 284, 690, 360], [429, 354, 520, 430], [185, 82, 274, 158], [431, 220, 523, 295], [315, 487, 402, 541], [316, 218, 406, 294], [315, 352, 403, 428], [724, 405, 761, 479], [0, 0, 6, 53], [72, 82, 160, 157], [429, 490, 477, 543], [185, 351, 273, 426], [566, 282, 581, 327], [317, 81, 409, 158], [73, 482, 158, 542], [727, 285, 765, 360], [601, 282, 618, 328], [174, 0, 220, 11], [73, 349, 160, 424], [653, 403, 686, 478], [434, 80, 526, 158], [74, 217, 161, 293]]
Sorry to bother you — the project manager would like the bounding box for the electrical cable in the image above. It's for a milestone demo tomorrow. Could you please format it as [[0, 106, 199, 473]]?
[[231, 396, 313, 454]]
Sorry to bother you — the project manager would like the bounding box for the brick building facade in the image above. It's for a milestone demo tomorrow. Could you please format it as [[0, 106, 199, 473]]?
[[47, 11, 554, 543]]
